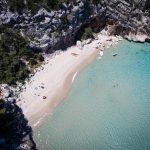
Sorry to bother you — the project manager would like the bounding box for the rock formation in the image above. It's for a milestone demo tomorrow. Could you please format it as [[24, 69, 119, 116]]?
[[0, 99, 36, 149], [0, 1, 149, 148], [0, 0, 149, 52]]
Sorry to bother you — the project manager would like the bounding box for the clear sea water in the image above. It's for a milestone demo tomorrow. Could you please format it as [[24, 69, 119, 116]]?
[[34, 41, 150, 150]]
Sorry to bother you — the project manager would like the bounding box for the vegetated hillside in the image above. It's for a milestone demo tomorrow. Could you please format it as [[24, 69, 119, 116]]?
[[0, 0, 149, 86], [0, 0, 149, 149], [0, 28, 44, 85], [3, 0, 103, 14], [5, 0, 149, 14], [0, 0, 92, 85]]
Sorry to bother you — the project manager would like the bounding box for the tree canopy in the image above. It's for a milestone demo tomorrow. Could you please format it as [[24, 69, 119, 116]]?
[[0, 28, 44, 85]]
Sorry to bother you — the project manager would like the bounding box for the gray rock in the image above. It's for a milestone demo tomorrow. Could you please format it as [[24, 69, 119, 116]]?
[[0, 0, 149, 51]]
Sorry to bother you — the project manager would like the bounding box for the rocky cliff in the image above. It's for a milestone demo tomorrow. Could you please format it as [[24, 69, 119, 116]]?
[[0, 98, 36, 149], [0, 1, 149, 149], [0, 0, 150, 53]]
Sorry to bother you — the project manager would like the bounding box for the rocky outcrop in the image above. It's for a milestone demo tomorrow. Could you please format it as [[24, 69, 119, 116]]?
[[0, 1, 149, 148], [125, 32, 149, 42], [0, 0, 149, 52], [106, 0, 150, 41], [0, 99, 36, 149], [0, 84, 36, 149]]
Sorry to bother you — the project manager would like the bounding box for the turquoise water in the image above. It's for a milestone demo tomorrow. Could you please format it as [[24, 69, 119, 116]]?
[[34, 41, 150, 150]]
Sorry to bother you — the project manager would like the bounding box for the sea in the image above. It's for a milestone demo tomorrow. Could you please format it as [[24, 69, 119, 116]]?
[[34, 40, 150, 150]]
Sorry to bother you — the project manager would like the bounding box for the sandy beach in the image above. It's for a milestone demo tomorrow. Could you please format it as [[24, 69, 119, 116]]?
[[17, 33, 122, 126]]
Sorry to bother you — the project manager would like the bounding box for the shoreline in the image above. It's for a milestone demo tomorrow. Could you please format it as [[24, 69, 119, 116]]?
[[31, 46, 99, 127], [17, 33, 122, 127]]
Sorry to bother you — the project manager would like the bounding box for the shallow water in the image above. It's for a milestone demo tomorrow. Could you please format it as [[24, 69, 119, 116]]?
[[34, 41, 150, 150]]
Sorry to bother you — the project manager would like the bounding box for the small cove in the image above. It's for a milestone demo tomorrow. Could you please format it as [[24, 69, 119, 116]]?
[[34, 41, 150, 150]]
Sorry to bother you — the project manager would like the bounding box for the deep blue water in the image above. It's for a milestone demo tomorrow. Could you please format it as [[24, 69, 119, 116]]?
[[34, 41, 150, 150]]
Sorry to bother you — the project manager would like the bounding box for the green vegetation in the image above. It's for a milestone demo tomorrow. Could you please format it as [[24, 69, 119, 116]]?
[[92, 0, 102, 4], [7, 0, 70, 14], [8, 0, 25, 13], [0, 28, 44, 85], [145, 0, 150, 14], [7, 0, 102, 15], [0, 99, 6, 114], [6, 0, 150, 15], [81, 27, 94, 40]]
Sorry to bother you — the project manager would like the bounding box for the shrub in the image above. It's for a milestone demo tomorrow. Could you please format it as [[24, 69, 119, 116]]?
[[145, 0, 150, 14], [82, 27, 94, 40], [29, 58, 38, 66], [8, 0, 25, 13], [37, 54, 44, 62], [0, 28, 44, 85]]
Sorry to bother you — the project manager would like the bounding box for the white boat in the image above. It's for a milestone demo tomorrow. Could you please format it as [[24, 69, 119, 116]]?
[[99, 51, 103, 56]]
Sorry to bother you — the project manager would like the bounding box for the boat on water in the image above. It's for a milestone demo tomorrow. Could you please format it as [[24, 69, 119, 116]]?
[[113, 53, 118, 56]]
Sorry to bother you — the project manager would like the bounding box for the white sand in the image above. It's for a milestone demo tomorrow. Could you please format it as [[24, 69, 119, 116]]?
[[17, 33, 122, 126]]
